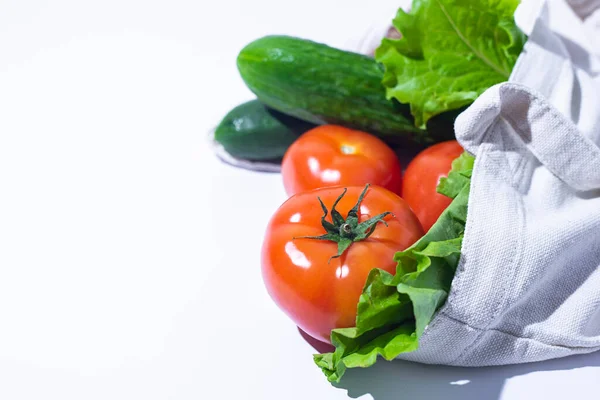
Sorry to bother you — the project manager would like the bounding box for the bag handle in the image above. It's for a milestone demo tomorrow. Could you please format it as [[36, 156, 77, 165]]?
[[456, 83, 600, 192]]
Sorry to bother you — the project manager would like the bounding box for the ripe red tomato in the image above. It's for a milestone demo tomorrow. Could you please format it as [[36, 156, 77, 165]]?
[[281, 125, 403, 196], [402, 140, 464, 232], [261, 185, 424, 344]]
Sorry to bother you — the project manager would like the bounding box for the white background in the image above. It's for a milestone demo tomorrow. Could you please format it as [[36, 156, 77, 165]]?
[[0, 0, 599, 399]]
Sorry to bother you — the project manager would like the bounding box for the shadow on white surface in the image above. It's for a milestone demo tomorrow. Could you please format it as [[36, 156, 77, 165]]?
[[298, 327, 336, 354], [334, 350, 600, 399]]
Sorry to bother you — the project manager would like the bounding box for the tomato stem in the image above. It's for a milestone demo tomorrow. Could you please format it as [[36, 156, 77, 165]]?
[[341, 224, 352, 235], [293, 184, 394, 262]]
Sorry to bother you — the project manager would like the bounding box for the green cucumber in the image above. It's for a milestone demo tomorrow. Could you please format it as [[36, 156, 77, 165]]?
[[237, 35, 454, 145], [214, 99, 316, 160]]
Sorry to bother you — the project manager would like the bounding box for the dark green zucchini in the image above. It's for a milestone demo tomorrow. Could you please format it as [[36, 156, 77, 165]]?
[[214, 99, 316, 160], [237, 35, 454, 145]]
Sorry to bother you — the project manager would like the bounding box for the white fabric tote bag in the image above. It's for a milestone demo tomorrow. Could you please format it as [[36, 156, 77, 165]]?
[[397, 0, 600, 366]]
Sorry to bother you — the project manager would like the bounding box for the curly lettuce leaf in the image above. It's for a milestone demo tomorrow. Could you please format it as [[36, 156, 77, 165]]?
[[437, 151, 475, 198], [375, 0, 526, 128], [314, 152, 475, 383]]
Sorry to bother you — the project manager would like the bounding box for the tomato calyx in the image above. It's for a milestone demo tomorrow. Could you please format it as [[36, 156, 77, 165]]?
[[294, 184, 394, 262]]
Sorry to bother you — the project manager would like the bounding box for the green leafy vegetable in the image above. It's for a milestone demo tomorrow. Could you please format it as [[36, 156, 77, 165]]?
[[375, 0, 526, 128], [314, 152, 475, 383], [437, 150, 475, 198]]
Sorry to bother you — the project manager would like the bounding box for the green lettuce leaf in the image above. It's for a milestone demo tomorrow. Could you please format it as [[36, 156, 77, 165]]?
[[437, 151, 475, 198], [375, 0, 526, 128], [314, 152, 475, 383]]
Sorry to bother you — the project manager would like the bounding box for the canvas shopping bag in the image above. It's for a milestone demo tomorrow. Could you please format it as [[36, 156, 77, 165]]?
[[397, 0, 600, 366]]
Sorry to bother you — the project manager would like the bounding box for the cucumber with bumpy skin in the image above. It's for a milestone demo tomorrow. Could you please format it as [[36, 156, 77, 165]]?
[[237, 35, 454, 145], [215, 99, 316, 161]]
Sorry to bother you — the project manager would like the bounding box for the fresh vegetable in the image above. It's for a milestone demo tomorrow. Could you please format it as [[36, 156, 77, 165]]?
[[214, 99, 315, 161], [237, 35, 455, 145], [314, 152, 474, 382], [281, 125, 403, 196], [261, 185, 424, 344], [376, 0, 526, 128], [402, 140, 464, 231]]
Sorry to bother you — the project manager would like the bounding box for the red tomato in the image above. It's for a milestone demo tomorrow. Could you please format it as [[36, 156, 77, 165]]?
[[261, 185, 424, 344], [402, 140, 464, 232], [281, 125, 403, 196]]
